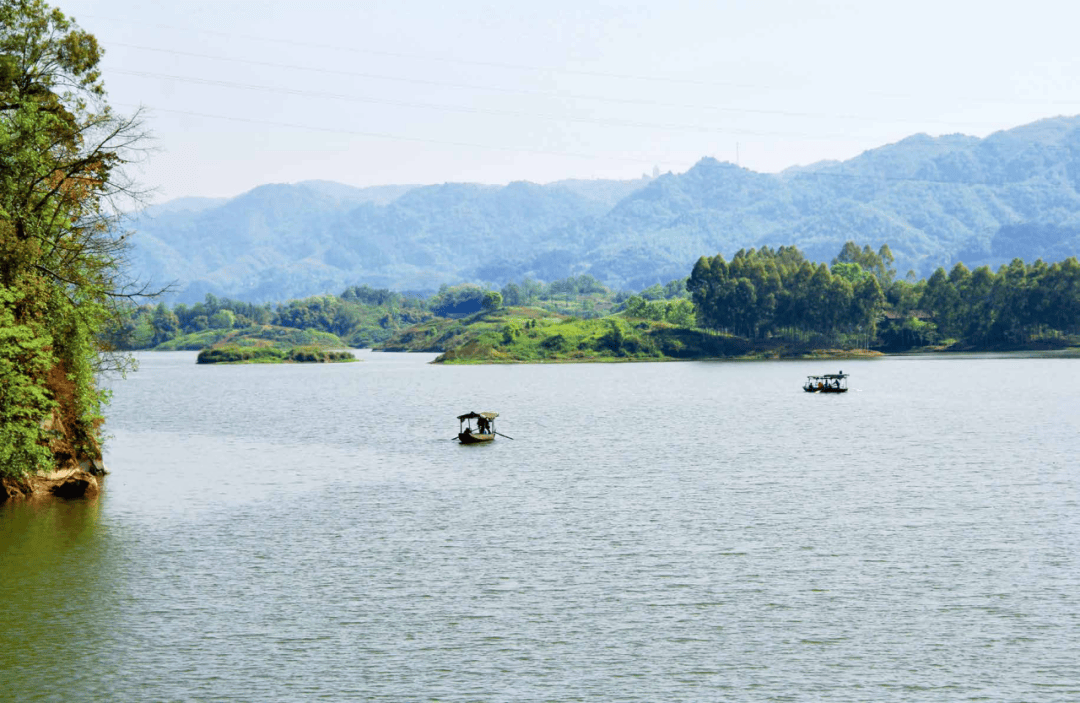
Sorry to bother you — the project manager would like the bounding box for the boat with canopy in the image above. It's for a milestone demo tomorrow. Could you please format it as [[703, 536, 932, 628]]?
[[457, 411, 500, 443], [803, 372, 849, 393]]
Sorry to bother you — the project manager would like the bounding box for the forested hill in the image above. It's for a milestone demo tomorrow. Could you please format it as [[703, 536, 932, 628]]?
[[132, 177, 654, 303], [133, 116, 1080, 303]]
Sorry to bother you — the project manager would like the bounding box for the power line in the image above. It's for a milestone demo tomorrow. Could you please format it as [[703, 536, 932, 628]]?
[[85, 14, 1080, 113], [103, 43, 1014, 132], [83, 13, 782, 91], [115, 102, 680, 166], [108, 67, 886, 141]]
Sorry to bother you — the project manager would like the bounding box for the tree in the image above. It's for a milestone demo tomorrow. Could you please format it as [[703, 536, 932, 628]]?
[[624, 295, 647, 318], [832, 241, 895, 285], [209, 309, 236, 330], [830, 261, 871, 284], [430, 284, 488, 317], [0, 1, 149, 476], [665, 298, 695, 326], [481, 290, 502, 312], [500, 281, 522, 306], [150, 301, 180, 345]]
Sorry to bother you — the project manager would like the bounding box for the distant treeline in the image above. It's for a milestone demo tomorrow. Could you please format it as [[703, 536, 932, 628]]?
[[906, 257, 1080, 347], [112, 245, 1080, 353], [688, 243, 890, 344], [689, 242, 1080, 349], [111, 275, 647, 350]]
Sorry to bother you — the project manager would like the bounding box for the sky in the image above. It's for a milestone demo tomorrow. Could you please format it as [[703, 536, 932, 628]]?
[[57, 0, 1080, 203]]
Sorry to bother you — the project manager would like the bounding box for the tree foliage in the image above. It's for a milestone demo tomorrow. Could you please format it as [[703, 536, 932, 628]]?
[[909, 257, 1080, 347], [0, 0, 147, 476], [687, 243, 885, 341]]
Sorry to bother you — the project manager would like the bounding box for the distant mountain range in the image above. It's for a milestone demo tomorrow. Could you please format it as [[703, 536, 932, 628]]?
[[130, 116, 1080, 303]]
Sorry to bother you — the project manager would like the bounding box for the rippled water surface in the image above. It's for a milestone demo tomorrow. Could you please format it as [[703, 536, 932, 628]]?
[[2, 351, 1079, 701]]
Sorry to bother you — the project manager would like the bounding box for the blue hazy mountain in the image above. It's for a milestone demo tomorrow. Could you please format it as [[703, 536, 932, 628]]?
[[131, 116, 1080, 302]]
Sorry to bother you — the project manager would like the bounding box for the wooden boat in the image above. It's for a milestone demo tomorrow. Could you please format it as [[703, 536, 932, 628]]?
[[803, 372, 848, 393], [457, 411, 499, 443]]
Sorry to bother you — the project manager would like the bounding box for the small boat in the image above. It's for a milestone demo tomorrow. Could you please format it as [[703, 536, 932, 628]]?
[[803, 371, 848, 393], [457, 411, 499, 443]]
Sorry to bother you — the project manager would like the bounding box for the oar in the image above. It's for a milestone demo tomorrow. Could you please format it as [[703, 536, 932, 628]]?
[[495, 431, 514, 440]]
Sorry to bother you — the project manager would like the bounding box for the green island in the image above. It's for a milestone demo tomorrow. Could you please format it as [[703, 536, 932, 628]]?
[[196, 345, 356, 365]]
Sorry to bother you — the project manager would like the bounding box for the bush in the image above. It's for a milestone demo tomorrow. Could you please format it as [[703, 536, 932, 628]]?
[[540, 333, 569, 352], [285, 346, 355, 363]]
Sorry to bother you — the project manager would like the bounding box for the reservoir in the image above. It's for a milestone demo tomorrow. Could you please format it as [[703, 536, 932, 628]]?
[[2, 352, 1078, 701]]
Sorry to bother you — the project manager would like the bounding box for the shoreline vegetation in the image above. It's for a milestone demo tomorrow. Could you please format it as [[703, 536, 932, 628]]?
[[110, 243, 1080, 368], [376, 306, 1079, 364], [380, 307, 880, 364]]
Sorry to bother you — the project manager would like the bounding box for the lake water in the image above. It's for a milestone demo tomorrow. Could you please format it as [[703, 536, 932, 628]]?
[[2, 351, 1079, 701]]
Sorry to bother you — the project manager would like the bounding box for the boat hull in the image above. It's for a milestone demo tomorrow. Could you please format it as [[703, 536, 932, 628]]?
[[458, 431, 495, 444]]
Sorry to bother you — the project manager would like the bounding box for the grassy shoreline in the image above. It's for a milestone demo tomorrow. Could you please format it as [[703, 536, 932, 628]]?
[[376, 307, 890, 364], [374, 306, 1080, 365], [434, 348, 884, 364]]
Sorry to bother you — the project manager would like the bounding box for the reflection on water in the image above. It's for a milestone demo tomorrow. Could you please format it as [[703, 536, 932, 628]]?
[[0, 499, 126, 700], [2, 351, 1079, 701]]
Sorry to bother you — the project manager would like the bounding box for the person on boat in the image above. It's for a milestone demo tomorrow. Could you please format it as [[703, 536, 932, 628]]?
[[478, 417, 489, 434]]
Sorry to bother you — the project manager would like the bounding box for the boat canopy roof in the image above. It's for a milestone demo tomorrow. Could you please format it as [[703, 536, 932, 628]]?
[[458, 411, 499, 421], [806, 373, 848, 380]]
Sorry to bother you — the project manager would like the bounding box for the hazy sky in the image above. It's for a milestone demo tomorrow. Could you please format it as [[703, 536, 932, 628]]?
[[60, 0, 1080, 202]]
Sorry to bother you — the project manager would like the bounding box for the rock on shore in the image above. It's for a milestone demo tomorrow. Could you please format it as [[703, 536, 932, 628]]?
[[0, 466, 104, 503]]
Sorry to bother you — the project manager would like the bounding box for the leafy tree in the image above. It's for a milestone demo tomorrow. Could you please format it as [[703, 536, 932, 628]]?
[[640, 277, 690, 301], [150, 302, 180, 345], [664, 298, 695, 326], [520, 278, 544, 303], [430, 284, 493, 317], [830, 261, 871, 284], [500, 281, 522, 306], [833, 241, 896, 285], [598, 319, 625, 354], [920, 267, 962, 338], [340, 284, 398, 307], [624, 295, 648, 318], [209, 309, 236, 330], [0, 0, 149, 476], [481, 290, 503, 312], [689, 244, 886, 341]]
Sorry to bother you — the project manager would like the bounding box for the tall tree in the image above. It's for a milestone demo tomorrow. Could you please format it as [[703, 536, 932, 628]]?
[[0, 0, 148, 476]]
